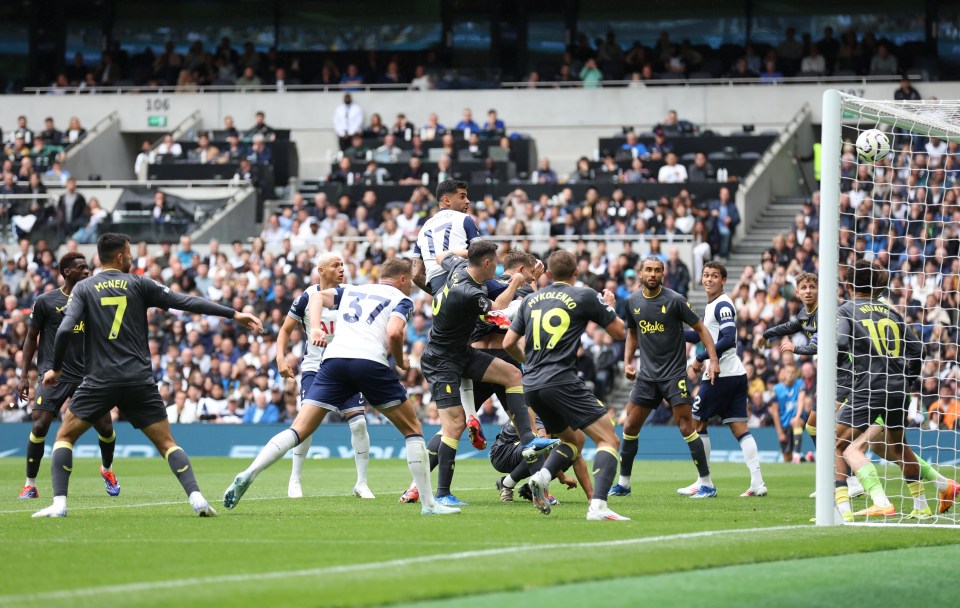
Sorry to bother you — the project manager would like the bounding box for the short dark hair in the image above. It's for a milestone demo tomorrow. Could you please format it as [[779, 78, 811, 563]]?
[[467, 240, 498, 266], [97, 232, 130, 263], [436, 179, 467, 201], [380, 258, 412, 280], [703, 260, 727, 279], [796, 272, 818, 287], [502, 249, 537, 272], [847, 260, 883, 294], [58, 252, 86, 278], [547, 250, 577, 281], [640, 256, 664, 271]]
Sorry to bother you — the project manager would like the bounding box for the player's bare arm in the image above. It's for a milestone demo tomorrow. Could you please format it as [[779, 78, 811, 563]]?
[[386, 316, 410, 371], [411, 257, 428, 292], [623, 326, 638, 380], [307, 287, 338, 346], [492, 273, 525, 311], [689, 319, 720, 384], [502, 328, 525, 363], [275, 315, 299, 379], [17, 325, 40, 401]]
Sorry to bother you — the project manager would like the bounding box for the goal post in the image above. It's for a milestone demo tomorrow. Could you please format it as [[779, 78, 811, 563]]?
[[817, 90, 960, 526]]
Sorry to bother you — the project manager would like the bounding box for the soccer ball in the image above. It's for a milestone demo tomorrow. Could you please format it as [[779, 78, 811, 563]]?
[[855, 129, 891, 163]]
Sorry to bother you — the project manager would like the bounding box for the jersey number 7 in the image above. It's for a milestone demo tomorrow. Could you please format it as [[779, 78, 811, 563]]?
[[100, 296, 128, 340], [343, 293, 391, 325]]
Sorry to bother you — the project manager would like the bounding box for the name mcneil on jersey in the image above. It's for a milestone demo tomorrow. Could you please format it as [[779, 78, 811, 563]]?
[[94, 279, 129, 291]]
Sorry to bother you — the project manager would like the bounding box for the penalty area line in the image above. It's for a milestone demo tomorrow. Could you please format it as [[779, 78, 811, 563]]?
[[0, 525, 806, 604]]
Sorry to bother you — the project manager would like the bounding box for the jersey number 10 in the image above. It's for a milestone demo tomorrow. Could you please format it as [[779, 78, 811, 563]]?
[[859, 318, 901, 357]]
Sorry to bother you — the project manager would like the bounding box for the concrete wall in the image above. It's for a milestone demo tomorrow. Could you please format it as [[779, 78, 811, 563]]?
[[62, 113, 140, 181], [10, 82, 958, 180]]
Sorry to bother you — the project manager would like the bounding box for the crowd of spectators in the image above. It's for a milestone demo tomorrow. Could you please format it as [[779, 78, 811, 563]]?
[[41, 25, 924, 95]]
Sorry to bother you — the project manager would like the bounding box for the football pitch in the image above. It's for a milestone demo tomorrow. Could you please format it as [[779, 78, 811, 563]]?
[[2, 458, 959, 608]]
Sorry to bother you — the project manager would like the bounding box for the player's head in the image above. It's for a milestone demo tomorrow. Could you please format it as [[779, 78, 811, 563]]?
[[59, 251, 89, 284], [639, 257, 664, 291], [315, 251, 345, 287], [546, 250, 577, 283], [467, 240, 499, 280], [795, 272, 818, 307], [701, 261, 727, 297], [436, 179, 469, 212], [97, 232, 132, 273], [502, 249, 539, 282], [380, 258, 413, 295], [846, 259, 883, 297]]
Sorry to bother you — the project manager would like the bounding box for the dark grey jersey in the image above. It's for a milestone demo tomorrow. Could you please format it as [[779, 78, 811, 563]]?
[[28, 288, 84, 380], [424, 256, 492, 358], [763, 306, 818, 355], [510, 282, 618, 390], [625, 286, 700, 380], [470, 273, 534, 343], [57, 270, 235, 388], [837, 298, 922, 398]]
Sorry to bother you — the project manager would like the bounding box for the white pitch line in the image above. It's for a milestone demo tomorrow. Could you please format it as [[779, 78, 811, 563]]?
[[0, 525, 806, 604], [0, 487, 492, 515]]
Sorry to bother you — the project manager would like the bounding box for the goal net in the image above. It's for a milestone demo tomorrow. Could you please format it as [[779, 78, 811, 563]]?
[[816, 91, 960, 527]]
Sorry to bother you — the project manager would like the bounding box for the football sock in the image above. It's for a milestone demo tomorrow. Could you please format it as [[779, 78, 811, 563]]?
[[405, 435, 436, 508], [592, 447, 619, 500], [505, 460, 529, 488], [908, 480, 929, 511], [916, 456, 949, 492], [427, 433, 442, 471], [25, 432, 45, 483], [618, 432, 639, 484], [435, 436, 458, 497], [855, 462, 891, 508], [683, 431, 712, 486], [460, 379, 477, 418], [98, 430, 116, 471], [504, 386, 535, 444], [349, 415, 370, 485], [737, 431, 764, 486], [805, 423, 817, 447], [701, 429, 711, 461], [290, 433, 312, 481], [835, 481, 851, 516], [791, 426, 803, 457], [589, 498, 609, 511], [165, 446, 200, 496], [246, 428, 299, 480], [50, 441, 73, 498], [542, 442, 578, 480]]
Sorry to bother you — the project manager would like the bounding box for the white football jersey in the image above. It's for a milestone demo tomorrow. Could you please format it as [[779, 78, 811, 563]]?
[[414, 209, 481, 282], [288, 284, 340, 373], [702, 294, 746, 378], [322, 283, 413, 367]]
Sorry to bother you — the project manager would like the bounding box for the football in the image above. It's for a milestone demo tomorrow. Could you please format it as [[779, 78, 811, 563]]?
[[855, 128, 891, 163]]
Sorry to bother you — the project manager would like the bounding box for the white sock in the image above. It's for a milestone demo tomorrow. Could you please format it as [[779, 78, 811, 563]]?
[[698, 475, 714, 488], [405, 436, 435, 508], [867, 486, 892, 508], [349, 415, 370, 485], [913, 493, 930, 511], [589, 498, 607, 511], [460, 379, 477, 418], [618, 475, 631, 488], [53, 495, 67, 510], [932, 474, 949, 493], [290, 433, 312, 482], [188, 490, 206, 506], [26, 477, 37, 487], [247, 428, 299, 480], [503, 474, 517, 489], [738, 433, 764, 487], [836, 500, 851, 515], [701, 433, 712, 462], [102, 466, 113, 473]]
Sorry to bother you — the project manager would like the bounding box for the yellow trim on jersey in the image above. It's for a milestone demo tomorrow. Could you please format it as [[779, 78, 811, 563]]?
[[642, 286, 663, 299], [683, 431, 699, 444], [29, 433, 45, 444], [597, 446, 620, 461], [98, 431, 117, 443], [53, 441, 74, 451], [505, 386, 524, 394], [441, 436, 460, 450], [552, 281, 571, 286], [164, 445, 183, 460]]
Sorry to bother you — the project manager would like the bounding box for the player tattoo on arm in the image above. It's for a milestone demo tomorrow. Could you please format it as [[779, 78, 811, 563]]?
[[411, 257, 428, 292]]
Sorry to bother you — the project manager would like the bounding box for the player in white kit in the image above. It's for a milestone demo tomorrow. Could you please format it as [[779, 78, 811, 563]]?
[[224, 259, 459, 515], [412, 179, 489, 450], [276, 252, 374, 500], [683, 261, 767, 497]]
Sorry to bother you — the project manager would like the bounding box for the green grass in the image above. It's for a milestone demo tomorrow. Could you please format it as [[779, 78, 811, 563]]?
[[1, 458, 958, 608]]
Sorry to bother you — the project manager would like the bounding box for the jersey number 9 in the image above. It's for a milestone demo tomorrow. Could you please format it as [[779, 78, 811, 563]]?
[[530, 309, 571, 350]]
